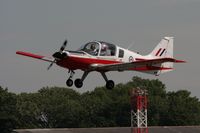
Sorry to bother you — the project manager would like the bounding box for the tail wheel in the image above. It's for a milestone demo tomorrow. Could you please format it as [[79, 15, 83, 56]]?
[[106, 80, 115, 90], [74, 79, 83, 88], [66, 79, 73, 87]]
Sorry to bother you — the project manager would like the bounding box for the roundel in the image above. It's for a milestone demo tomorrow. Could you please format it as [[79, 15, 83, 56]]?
[[129, 56, 134, 62]]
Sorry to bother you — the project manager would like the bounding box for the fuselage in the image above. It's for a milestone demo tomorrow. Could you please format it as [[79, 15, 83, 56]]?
[[56, 41, 151, 71]]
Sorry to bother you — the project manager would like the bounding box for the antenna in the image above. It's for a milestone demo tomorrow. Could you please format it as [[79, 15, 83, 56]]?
[[127, 41, 135, 50]]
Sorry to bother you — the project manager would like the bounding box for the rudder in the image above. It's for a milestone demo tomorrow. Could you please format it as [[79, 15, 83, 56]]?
[[149, 37, 174, 75]]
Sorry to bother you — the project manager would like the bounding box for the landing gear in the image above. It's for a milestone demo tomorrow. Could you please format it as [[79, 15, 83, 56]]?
[[66, 70, 89, 88], [101, 72, 115, 90], [65, 70, 115, 90], [66, 70, 75, 87], [106, 80, 115, 90], [74, 79, 83, 88], [74, 71, 89, 88], [66, 79, 73, 87]]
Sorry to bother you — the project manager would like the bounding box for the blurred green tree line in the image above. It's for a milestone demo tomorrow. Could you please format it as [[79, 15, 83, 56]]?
[[1, 76, 200, 132]]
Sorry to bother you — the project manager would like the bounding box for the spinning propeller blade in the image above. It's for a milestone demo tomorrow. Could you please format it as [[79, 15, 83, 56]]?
[[59, 40, 67, 52], [47, 39, 68, 70], [47, 61, 54, 70]]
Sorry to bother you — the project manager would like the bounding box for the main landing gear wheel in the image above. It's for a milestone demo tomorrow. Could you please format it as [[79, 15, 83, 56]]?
[[66, 79, 73, 87], [106, 80, 115, 90], [74, 79, 83, 88]]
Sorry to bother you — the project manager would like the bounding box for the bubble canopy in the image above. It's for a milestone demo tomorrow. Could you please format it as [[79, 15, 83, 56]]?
[[78, 41, 116, 56]]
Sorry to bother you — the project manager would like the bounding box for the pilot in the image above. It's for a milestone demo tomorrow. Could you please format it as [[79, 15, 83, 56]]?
[[90, 43, 98, 56], [100, 44, 108, 56]]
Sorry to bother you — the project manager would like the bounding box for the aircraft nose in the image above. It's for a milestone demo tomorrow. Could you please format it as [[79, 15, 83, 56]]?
[[52, 52, 68, 59]]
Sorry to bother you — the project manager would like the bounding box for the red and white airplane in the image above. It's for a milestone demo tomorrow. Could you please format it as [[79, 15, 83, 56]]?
[[16, 37, 185, 89]]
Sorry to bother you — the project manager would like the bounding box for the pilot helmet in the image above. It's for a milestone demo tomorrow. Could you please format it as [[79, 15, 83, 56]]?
[[91, 43, 96, 50], [101, 44, 108, 51]]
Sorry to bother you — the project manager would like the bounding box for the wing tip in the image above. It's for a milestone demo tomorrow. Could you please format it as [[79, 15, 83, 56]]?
[[16, 51, 44, 59], [175, 59, 186, 63]]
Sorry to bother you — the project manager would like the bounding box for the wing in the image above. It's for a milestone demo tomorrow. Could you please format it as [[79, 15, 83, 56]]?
[[91, 58, 185, 71], [16, 51, 54, 62]]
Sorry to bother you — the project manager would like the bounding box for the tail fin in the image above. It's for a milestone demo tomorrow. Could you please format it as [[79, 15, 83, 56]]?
[[150, 37, 173, 58], [149, 37, 174, 75]]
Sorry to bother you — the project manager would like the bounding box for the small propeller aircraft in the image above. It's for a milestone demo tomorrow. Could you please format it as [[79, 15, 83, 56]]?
[[16, 37, 185, 89]]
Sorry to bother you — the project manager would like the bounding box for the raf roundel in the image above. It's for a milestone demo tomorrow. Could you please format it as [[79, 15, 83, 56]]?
[[129, 56, 134, 62]]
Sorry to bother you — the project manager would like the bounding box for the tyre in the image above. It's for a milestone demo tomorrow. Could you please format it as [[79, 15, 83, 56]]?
[[66, 79, 73, 87], [74, 79, 83, 88], [106, 80, 115, 90]]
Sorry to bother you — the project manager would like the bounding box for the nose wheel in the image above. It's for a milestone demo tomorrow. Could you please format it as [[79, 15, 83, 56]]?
[[66, 70, 89, 88], [66, 79, 73, 87], [66, 70, 75, 87]]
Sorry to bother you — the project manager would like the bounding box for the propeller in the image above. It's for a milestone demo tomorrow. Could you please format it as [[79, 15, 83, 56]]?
[[59, 40, 67, 52], [47, 39, 68, 70], [47, 61, 54, 70]]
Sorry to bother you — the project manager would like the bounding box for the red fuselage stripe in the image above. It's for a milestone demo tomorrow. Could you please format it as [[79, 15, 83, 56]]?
[[135, 58, 147, 61], [57, 56, 121, 70], [130, 66, 173, 71]]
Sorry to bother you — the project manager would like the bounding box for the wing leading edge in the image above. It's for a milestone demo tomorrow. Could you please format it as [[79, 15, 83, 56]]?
[[16, 51, 54, 62]]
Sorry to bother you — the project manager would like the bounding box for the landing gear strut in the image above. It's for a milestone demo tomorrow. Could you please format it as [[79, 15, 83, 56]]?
[[101, 72, 115, 90], [66, 70, 75, 87]]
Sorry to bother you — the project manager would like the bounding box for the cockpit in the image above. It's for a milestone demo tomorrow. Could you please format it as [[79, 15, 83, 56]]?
[[79, 41, 116, 56]]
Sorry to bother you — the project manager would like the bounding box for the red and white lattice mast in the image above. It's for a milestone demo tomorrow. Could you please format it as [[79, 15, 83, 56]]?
[[130, 88, 148, 133]]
